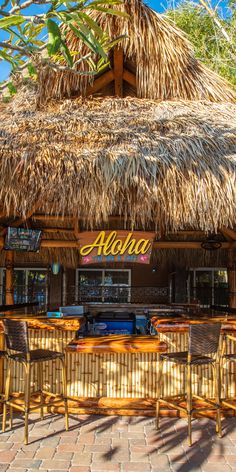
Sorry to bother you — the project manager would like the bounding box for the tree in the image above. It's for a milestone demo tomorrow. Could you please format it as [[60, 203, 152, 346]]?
[[166, 0, 236, 88], [0, 0, 126, 91]]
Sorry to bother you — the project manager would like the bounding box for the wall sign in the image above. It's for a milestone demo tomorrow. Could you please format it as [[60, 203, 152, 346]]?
[[79, 231, 155, 265]]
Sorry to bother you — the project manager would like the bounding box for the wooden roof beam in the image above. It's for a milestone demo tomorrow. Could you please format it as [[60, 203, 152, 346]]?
[[86, 70, 115, 96], [0, 239, 234, 249], [220, 227, 236, 241], [114, 47, 124, 97], [123, 69, 136, 88]]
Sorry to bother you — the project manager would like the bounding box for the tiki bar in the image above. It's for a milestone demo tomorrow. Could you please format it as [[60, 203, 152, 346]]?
[[0, 0, 236, 446]]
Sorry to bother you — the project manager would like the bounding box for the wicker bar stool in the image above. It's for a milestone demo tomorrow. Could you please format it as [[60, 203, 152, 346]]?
[[220, 332, 236, 412], [156, 323, 222, 446], [2, 319, 69, 444]]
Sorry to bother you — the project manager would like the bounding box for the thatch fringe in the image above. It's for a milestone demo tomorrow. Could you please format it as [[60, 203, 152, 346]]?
[[0, 97, 235, 233], [38, 0, 236, 104]]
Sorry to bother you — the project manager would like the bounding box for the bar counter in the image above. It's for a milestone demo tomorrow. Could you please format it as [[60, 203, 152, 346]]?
[[0, 315, 85, 332], [151, 315, 236, 333], [0, 312, 236, 416]]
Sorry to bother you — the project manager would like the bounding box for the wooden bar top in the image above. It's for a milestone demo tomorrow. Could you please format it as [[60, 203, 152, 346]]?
[[151, 316, 236, 333], [0, 315, 85, 332], [66, 335, 167, 354]]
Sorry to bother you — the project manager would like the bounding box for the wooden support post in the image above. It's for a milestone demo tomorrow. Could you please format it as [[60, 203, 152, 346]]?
[[228, 249, 236, 308], [5, 251, 14, 305], [114, 47, 124, 97]]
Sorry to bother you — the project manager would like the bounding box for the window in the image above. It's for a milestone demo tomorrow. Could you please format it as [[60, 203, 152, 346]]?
[[188, 268, 228, 307], [77, 269, 131, 303], [0, 268, 48, 305]]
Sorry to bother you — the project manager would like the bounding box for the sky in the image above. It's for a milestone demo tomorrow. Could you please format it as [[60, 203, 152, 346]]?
[[0, 0, 229, 82]]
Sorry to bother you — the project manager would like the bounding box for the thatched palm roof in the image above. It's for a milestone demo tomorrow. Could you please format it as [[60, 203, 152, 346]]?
[[0, 96, 235, 236], [39, 0, 236, 103]]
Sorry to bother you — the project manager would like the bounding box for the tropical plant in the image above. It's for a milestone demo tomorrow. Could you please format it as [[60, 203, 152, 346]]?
[[0, 0, 127, 89], [166, 0, 236, 88]]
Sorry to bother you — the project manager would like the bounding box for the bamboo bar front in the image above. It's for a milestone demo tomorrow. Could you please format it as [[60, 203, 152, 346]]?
[[0, 318, 236, 415]]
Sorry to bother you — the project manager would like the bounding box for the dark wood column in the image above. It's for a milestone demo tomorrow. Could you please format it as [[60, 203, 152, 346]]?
[[228, 249, 236, 308], [5, 251, 14, 305]]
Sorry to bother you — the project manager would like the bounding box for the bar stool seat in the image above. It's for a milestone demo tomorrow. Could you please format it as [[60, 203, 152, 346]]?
[[161, 351, 214, 365], [221, 333, 236, 412], [9, 349, 64, 363], [156, 323, 222, 446], [2, 319, 69, 445]]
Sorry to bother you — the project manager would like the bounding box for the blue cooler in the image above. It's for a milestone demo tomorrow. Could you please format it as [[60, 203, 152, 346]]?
[[94, 312, 136, 335]]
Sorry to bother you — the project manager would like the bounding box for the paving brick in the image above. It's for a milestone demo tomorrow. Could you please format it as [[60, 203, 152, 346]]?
[[129, 438, 146, 445], [130, 445, 158, 453], [130, 452, 150, 462], [77, 433, 95, 445], [0, 440, 13, 450], [15, 449, 36, 459], [35, 446, 55, 459], [93, 450, 129, 462], [10, 459, 42, 469], [84, 444, 111, 452], [169, 453, 189, 463], [90, 463, 120, 471], [122, 463, 151, 472], [150, 452, 170, 468], [41, 459, 71, 469], [39, 436, 60, 447], [72, 452, 92, 465], [207, 455, 226, 463], [58, 443, 84, 452], [0, 450, 17, 463], [70, 468, 91, 472], [202, 465, 232, 472], [54, 451, 73, 460], [59, 436, 78, 444]]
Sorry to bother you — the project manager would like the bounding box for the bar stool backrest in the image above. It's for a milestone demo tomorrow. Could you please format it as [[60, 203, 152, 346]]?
[[189, 323, 221, 355], [3, 319, 29, 353]]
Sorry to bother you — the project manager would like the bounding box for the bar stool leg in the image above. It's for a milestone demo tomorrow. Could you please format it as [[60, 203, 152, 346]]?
[[60, 358, 69, 431], [9, 406, 13, 429], [213, 362, 222, 437], [2, 359, 11, 432], [24, 363, 31, 445], [156, 356, 163, 429], [38, 362, 44, 420], [187, 362, 192, 447]]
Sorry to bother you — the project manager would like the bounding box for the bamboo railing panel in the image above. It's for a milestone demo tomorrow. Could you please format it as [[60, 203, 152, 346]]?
[[1, 329, 236, 400]]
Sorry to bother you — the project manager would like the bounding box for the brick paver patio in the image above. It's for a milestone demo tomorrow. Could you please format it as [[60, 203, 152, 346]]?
[[1, 413, 236, 472]]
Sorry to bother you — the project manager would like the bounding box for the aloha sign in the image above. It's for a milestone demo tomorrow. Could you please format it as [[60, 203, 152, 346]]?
[[79, 231, 155, 265]]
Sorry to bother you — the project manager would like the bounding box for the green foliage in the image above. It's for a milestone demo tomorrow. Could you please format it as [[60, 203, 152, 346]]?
[[0, 0, 127, 85], [167, 1, 236, 88]]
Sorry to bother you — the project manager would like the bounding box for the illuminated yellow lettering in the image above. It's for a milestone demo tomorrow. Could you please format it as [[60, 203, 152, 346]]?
[[111, 239, 123, 256], [80, 231, 106, 256], [120, 233, 136, 255], [135, 239, 151, 254], [80, 231, 152, 259], [104, 231, 117, 256]]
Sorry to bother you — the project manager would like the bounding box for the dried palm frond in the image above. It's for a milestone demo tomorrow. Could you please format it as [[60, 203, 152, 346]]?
[[1, 97, 235, 235], [38, 0, 236, 103]]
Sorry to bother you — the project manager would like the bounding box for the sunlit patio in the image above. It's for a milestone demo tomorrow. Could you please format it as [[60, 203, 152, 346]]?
[[1, 414, 236, 472]]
